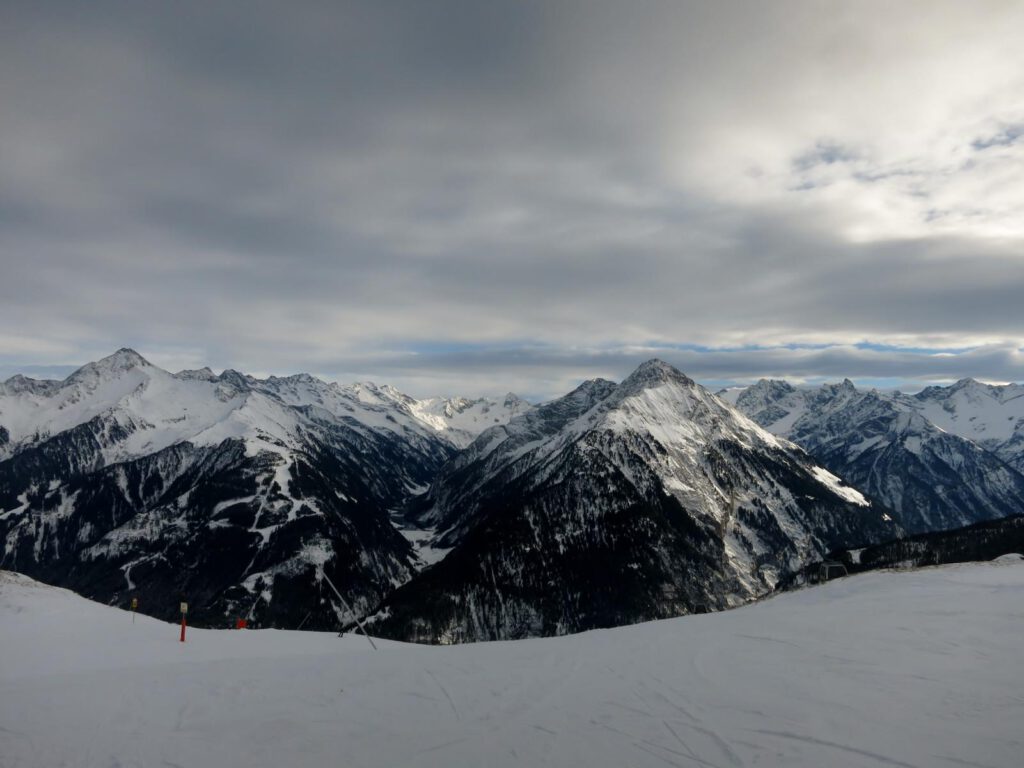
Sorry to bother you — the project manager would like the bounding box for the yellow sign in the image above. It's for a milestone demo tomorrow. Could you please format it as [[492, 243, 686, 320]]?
[[180, 602, 188, 614], [131, 597, 138, 610]]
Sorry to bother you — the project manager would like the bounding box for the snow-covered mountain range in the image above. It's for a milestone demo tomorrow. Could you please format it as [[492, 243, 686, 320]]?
[[409, 393, 533, 449], [0, 349, 526, 628], [722, 379, 1024, 534], [3, 350, 1022, 642], [910, 378, 1024, 472], [0, 349, 529, 464], [376, 361, 897, 642]]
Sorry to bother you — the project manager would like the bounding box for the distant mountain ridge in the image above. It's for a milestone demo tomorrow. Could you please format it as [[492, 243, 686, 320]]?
[[0, 348, 531, 461], [723, 378, 1024, 534], [376, 360, 898, 642], [909, 378, 1024, 472], [0, 349, 527, 629], [3, 350, 1022, 642]]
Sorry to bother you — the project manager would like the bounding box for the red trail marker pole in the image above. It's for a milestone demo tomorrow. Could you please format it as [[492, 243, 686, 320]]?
[[179, 601, 188, 643]]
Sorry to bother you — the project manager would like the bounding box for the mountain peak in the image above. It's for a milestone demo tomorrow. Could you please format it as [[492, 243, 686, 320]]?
[[175, 366, 217, 382], [100, 348, 150, 370], [914, 378, 994, 402], [951, 377, 984, 392], [821, 378, 857, 395], [565, 378, 618, 406], [65, 348, 152, 383], [752, 378, 796, 395], [503, 392, 523, 403], [620, 359, 693, 391], [216, 369, 253, 392], [0, 374, 61, 396], [730, 378, 796, 411]]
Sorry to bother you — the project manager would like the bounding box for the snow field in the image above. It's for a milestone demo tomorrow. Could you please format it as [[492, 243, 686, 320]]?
[[2, 560, 1022, 768]]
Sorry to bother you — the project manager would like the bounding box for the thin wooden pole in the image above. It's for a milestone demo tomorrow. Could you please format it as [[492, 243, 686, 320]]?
[[319, 569, 378, 650]]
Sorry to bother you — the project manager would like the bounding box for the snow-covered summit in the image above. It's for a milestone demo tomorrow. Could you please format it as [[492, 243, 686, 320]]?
[[0, 350, 531, 464], [0, 351, 488, 632], [388, 360, 894, 641], [728, 377, 1024, 533], [427, 360, 866, 527], [909, 378, 1024, 470], [70, 347, 151, 377], [616, 357, 694, 390], [174, 366, 218, 382], [600, 360, 783, 451], [0, 374, 61, 397], [409, 392, 534, 448], [588, 362, 871, 517], [720, 377, 794, 404], [0, 351, 294, 465], [728, 375, 1024, 475]]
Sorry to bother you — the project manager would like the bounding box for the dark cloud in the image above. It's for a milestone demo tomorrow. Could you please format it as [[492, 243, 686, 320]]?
[[1, 1, 1023, 394]]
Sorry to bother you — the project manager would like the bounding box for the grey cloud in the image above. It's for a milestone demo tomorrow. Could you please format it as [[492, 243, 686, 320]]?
[[1, 1, 1023, 392], [5, 342, 1022, 401], [306, 343, 1024, 400]]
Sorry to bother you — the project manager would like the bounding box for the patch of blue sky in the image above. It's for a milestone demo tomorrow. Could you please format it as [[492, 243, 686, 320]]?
[[402, 340, 551, 357], [792, 140, 859, 171], [640, 340, 976, 355], [971, 124, 1023, 151], [640, 341, 834, 353], [850, 341, 976, 355]]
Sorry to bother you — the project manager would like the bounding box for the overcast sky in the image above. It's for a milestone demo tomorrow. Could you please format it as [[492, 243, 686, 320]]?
[[2, 1, 1023, 398]]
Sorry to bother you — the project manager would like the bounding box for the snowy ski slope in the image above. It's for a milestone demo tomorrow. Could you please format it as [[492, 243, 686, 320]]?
[[2, 559, 1022, 768]]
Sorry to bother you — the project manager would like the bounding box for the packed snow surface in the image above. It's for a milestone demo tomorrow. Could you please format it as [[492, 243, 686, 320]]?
[[2, 562, 1021, 768]]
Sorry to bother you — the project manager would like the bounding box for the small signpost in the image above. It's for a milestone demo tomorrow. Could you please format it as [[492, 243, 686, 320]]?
[[179, 601, 188, 643], [130, 596, 138, 624]]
